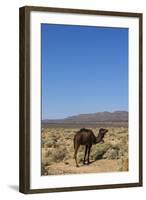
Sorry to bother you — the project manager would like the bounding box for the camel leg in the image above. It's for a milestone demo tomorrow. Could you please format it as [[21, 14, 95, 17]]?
[[74, 144, 80, 167], [87, 145, 91, 165], [83, 145, 88, 165]]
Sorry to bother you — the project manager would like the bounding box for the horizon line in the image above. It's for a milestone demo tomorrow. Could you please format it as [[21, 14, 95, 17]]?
[[42, 110, 128, 121]]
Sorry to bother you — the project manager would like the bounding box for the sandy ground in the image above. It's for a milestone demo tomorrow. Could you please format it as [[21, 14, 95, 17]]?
[[45, 159, 119, 175]]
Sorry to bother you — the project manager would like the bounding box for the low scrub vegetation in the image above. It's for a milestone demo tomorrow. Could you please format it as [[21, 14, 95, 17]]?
[[41, 127, 128, 175]]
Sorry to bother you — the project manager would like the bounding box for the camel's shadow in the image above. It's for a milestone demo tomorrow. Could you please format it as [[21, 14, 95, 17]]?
[[80, 160, 96, 167]]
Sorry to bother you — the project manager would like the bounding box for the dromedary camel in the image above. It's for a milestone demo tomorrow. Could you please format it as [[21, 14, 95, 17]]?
[[74, 128, 108, 167]]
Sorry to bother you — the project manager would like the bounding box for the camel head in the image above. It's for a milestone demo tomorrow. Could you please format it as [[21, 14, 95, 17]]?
[[96, 128, 108, 143], [99, 128, 108, 136]]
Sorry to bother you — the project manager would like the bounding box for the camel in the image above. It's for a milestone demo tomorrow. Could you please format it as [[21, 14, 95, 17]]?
[[73, 128, 108, 167]]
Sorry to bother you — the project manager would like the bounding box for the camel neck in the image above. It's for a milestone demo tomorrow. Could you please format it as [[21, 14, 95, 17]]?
[[96, 134, 103, 143]]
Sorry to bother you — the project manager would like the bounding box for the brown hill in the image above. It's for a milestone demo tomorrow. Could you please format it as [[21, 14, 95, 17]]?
[[43, 111, 128, 124]]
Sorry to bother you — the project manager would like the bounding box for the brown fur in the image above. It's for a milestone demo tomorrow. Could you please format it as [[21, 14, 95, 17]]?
[[74, 128, 108, 167]]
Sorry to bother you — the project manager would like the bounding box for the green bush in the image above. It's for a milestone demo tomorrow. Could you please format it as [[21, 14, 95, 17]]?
[[91, 143, 111, 160]]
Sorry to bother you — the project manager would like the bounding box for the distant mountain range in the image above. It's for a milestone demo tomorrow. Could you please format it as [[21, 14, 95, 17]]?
[[43, 111, 128, 124]]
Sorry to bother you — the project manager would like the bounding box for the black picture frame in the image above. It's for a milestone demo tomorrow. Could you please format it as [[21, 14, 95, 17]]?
[[19, 6, 143, 194]]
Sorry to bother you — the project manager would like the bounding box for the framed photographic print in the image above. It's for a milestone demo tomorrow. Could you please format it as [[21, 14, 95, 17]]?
[[19, 6, 143, 194]]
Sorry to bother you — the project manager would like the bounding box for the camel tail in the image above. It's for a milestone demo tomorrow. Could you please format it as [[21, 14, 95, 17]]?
[[73, 132, 78, 149], [73, 134, 76, 149]]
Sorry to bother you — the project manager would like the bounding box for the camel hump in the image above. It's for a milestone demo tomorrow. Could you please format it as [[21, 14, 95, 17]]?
[[79, 128, 91, 132]]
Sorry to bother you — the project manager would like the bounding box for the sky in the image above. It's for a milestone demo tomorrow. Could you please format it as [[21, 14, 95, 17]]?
[[41, 24, 128, 120]]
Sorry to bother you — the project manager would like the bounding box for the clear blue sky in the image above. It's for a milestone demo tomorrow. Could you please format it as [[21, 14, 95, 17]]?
[[41, 24, 128, 119]]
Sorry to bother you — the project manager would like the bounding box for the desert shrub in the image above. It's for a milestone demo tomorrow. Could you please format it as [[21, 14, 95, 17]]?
[[102, 140, 128, 160], [42, 148, 49, 158], [103, 147, 119, 159], [77, 152, 85, 163], [111, 143, 120, 150], [117, 128, 128, 134], [63, 154, 71, 161], [121, 136, 128, 145], [53, 142, 60, 148], [91, 140, 127, 160], [62, 130, 75, 139], [91, 143, 111, 160], [118, 157, 128, 171], [52, 147, 67, 162], [42, 156, 55, 166], [118, 145, 128, 157], [42, 146, 68, 165], [42, 148, 54, 166], [64, 135, 72, 140], [64, 130, 72, 134], [41, 163, 48, 175], [45, 138, 56, 148], [41, 139, 46, 148]]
